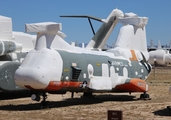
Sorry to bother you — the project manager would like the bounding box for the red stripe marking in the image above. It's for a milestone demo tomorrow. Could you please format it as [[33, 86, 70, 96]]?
[[45, 81, 82, 91], [115, 78, 147, 92], [25, 79, 147, 93]]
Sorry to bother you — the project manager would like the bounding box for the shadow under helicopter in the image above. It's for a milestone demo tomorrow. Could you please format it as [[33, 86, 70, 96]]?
[[0, 94, 136, 111], [0, 90, 31, 100]]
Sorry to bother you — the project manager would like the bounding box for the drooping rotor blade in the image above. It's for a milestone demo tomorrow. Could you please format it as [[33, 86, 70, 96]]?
[[60, 15, 104, 22], [60, 15, 105, 35]]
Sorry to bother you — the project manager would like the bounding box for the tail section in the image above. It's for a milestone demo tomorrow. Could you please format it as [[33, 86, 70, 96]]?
[[115, 14, 148, 53], [86, 9, 124, 49]]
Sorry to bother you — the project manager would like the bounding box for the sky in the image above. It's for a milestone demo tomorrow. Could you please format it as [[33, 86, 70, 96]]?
[[0, 0, 171, 47]]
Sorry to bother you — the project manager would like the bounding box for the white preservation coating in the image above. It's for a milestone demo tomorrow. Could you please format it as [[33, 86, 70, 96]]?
[[0, 15, 37, 54], [105, 9, 124, 23], [149, 50, 166, 65], [119, 16, 148, 28], [15, 22, 64, 89], [115, 24, 147, 52], [86, 8, 124, 49], [149, 41, 171, 66], [13, 31, 36, 52], [15, 9, 150, 91], [0, 15, 12, 40], [15, 48, 63, 89], [25, 22, 62, 33]]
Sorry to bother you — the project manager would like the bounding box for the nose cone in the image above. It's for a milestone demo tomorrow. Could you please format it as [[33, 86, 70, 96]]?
[[15, 67, 49, 89]]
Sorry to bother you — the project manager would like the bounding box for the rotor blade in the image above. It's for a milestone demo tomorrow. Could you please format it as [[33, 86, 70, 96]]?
[[60, 15, 104, 23], [60, 15, 105, 35]]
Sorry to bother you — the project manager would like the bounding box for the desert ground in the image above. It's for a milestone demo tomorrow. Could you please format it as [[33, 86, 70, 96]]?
[[0, 67, 171, 120]]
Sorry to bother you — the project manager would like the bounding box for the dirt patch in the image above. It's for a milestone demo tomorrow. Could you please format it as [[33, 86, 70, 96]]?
[[0, 68, 171, 120]]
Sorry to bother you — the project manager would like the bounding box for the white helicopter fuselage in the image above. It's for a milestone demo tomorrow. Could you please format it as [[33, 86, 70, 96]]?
[[15, 42, 151, 93], [14, 9, 151, 102]]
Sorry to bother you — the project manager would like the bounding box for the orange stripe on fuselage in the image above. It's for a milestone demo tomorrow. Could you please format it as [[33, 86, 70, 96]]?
[[45, 81, 82, 91], [115, 78, 147, 92], [130, 50, 138, 61], [25, 79, 147, 93]]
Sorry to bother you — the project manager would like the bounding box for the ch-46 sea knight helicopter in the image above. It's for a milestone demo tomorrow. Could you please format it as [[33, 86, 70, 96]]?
[[14, 8, 152, 106]]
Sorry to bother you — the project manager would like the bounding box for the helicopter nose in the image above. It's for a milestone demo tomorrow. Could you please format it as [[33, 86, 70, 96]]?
[[15, 67, 49, 89]]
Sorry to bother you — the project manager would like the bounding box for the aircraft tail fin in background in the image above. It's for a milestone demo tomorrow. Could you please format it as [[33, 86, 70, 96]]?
[[157, 40, 162, 49], [86, 9, 124, 49]]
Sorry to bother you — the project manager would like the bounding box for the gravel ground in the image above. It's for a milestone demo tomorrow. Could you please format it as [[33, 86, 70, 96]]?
[[0, 68, 171, 120]]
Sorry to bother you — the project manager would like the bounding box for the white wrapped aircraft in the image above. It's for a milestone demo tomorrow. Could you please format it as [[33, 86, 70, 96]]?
[[148, 41, 171, 66], [0, 15, 36, 91], [14, 9, 152, 106]]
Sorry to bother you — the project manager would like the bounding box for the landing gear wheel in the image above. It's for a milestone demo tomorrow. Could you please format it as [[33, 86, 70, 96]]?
[[139, 92, 151, 100], [144, 94, 150, 98]]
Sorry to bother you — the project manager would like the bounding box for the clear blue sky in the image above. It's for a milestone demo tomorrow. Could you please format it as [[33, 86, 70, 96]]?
[[0, 0, 171, 46]]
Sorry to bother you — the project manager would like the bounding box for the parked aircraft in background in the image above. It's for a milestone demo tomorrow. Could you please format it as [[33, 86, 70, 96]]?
[[148, 39, 156, 52], [0, 15, 36, 91], [148, 40, 171, 66], [15, 9, 152, 106]]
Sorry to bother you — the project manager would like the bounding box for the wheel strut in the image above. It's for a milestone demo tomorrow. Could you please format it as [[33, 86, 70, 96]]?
[[40, 92, 48, 108], [139, 92, 151, 100]]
